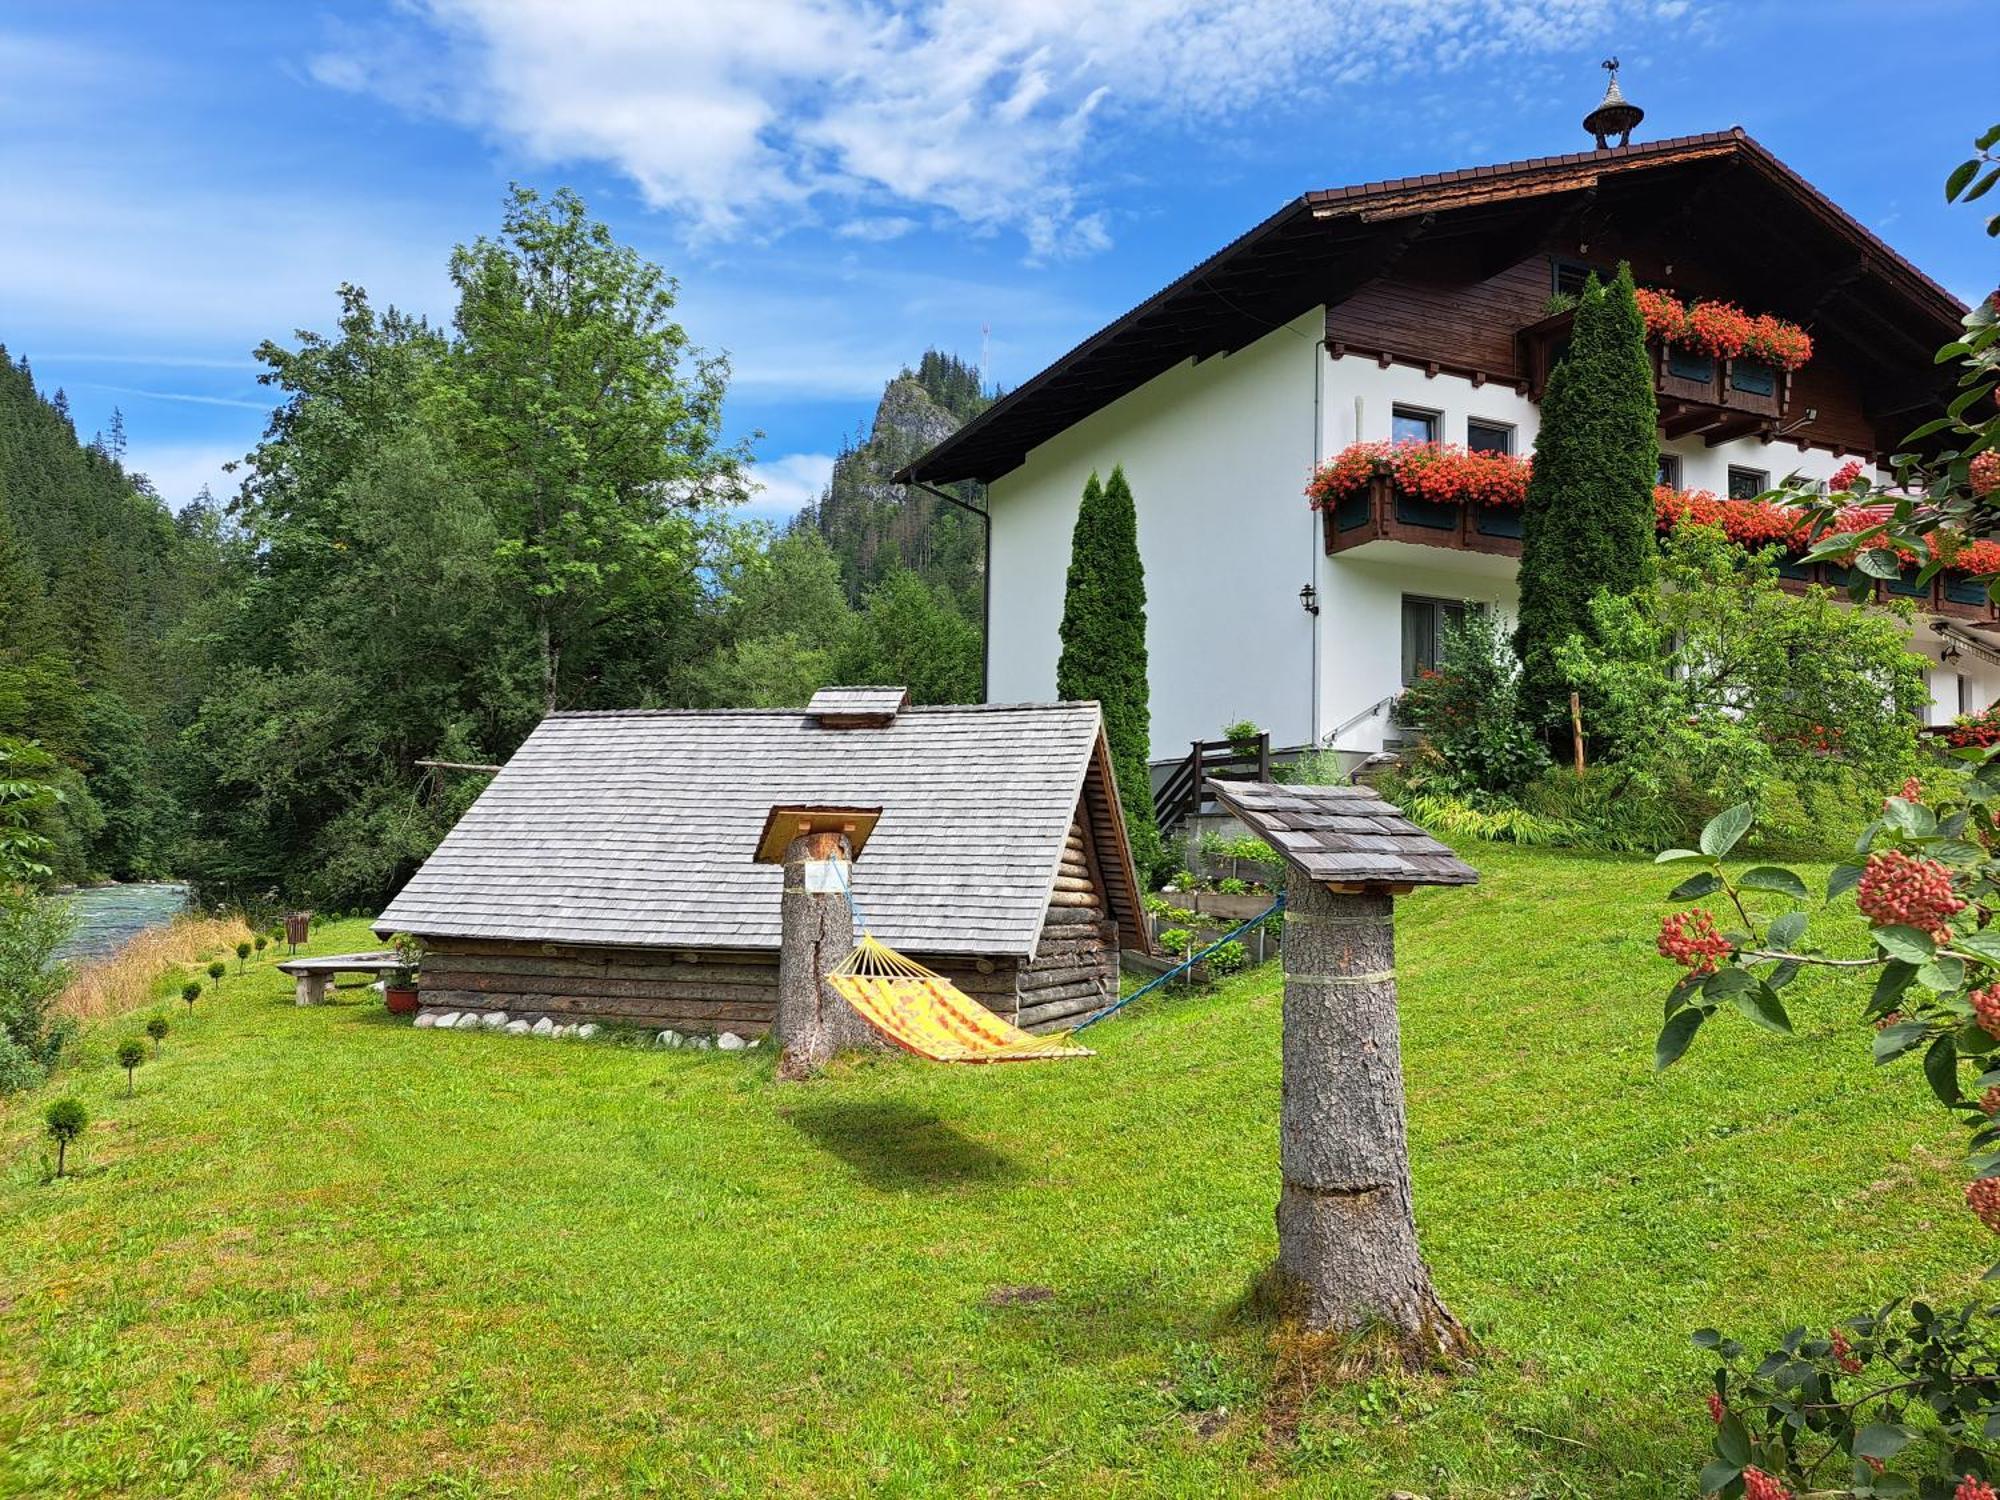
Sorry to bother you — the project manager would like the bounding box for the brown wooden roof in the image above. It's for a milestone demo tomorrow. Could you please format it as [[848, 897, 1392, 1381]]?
[[902, 129, 1964, 486], [1209, 782, 1478, 889]]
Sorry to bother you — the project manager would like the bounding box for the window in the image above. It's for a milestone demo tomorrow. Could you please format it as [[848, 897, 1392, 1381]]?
[[1727, 466, 1770, 501], [1657, 453, 1682, 489], [1467, 419, 1514, 455], [1391, 406, 1438, 446], [1552, 258, 1602, 298], [1402, 596, 1482, 684]]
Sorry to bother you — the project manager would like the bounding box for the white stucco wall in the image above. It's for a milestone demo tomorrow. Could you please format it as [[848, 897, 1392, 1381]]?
[[985, 311, 1324, 762]]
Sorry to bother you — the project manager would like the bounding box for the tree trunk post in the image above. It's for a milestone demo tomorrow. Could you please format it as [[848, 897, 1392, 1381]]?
[[1274, 868, 1470, 1365], [774, 830, 884, 1081]]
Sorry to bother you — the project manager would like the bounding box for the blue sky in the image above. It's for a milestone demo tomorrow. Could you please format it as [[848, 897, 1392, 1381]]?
[[2, 2, 1995, 524]]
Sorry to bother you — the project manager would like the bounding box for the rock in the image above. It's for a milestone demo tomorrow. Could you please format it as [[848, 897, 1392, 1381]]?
[[414, 1011, 438, 1029], [717, 1032, 747, 1051], [455, 1013, 483, 1030], [687, 1034, 712, 1051], [430, 1012, 460, 1030], [551, 1024, 575, 1039], [531, 1017, 555, 1037], [657, 1029, 682, 1048], [504, 1020, 531, 1035], [479, 1011, 508, 1030], [576, 1023, 600, 1040]]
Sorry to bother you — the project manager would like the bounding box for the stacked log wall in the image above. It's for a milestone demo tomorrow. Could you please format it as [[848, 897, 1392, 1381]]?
[[1016, 807, 1120, 1032], [417, 938, 1018, 1035]]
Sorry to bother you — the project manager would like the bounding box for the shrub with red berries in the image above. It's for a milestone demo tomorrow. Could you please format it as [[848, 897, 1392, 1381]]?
[[1855, 848, 1965, 939], [1970, 1177, 2000, 1236], [1959, 1476, 2000, 1500], [1658, 909, 1732, 974], [1741, 1468, 1790, 1500], [1977, 987, 2000, 1040]]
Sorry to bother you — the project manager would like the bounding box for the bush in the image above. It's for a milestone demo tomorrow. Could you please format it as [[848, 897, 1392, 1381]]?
[[145, 1015, 168, 1053], [1206, 940, 1249, 977], [235, 941, 251, 972], [44, 1096, 86, 1176], [206, 960, 225, 986], [0, 888, 76, 1093], [1394, 609, 1548, 798], [115, 1037, 145, 1095], [180, 981, 201, 1010]]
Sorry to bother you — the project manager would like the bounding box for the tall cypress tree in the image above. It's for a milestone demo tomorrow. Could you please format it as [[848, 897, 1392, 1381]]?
[[1514, 263, 1659, 736], [1057, 466, 1162, 880]]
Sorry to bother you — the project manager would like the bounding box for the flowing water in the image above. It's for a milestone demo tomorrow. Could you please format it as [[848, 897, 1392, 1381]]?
[[56, 883, 191, 962]]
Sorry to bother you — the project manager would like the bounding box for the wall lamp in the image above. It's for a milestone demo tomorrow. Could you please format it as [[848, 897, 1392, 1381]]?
[[1299, 583, 1320, 616]]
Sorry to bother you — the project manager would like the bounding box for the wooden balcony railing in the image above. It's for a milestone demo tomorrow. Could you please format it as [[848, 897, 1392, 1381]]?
[[1322, 476, 1523, 558], [1155, 733, 1271, 836]]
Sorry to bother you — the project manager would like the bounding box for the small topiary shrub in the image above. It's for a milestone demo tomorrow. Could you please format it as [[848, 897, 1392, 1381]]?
[[115, 1037, 145, 1096], [181, 980, 201, 1010], [253, 935, 267, 958], [206, 960, 225, 987], [145, 1015, 168, 1054], [45, 1097, 86, 1177], [236, 941, 251, 973]]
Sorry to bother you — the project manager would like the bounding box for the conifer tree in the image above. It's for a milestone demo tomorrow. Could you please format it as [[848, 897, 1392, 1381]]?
[[1057, 466, 1162, 878], [1514, 263, 1659, 737]]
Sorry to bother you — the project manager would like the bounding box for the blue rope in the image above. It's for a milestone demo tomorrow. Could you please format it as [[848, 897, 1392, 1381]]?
[[1073, 893, 1284, 1032]]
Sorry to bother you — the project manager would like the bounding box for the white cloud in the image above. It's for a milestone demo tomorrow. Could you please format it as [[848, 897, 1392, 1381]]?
[[745, 451, 836, 520], [835, 216, 918, 243], [310, 0, 1676, 256], [124, 440, 246, 510]]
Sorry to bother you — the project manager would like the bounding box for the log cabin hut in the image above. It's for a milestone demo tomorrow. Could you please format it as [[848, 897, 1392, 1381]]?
[[374, 688, 1149, 1036]]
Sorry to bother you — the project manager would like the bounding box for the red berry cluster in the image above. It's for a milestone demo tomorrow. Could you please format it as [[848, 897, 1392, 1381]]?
[[1706, 1391, 1724, 1425], [1968, 1176, 2000, 1235], [1658, 909, 1732, 974], [1743, 1467, 1792, 1500], [1856, 850, 1965, 940], [1957, 1476, 1998, 1500], [1875, 1011, 1904, 1032], [1829, 1327, 1862, 1374], [1973, 450, 2000, 498], [1974, 986, 2000, 1039]]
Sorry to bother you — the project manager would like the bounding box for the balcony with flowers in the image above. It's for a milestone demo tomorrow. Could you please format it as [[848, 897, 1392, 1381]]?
[[1516, 291, 1815, 442], [1308, 443, 2000, 622]]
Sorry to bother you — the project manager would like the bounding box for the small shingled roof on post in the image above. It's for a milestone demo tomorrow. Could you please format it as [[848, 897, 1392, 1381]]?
[[1210, 778, 1477, 1365], [1207, 781, 1478, 892]]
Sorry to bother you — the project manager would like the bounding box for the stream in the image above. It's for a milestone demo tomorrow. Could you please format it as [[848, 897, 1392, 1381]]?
[[55, 883, 192, 962]]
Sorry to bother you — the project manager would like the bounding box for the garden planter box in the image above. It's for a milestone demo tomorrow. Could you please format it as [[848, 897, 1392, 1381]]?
[[1186, 890, 1277, 922], [385, 985, 419, 1015]]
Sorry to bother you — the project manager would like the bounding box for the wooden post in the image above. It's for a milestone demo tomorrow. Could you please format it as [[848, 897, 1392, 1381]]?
[[1569, 691, 1586, 776], [774, 831, 884, 1081], [1274, 868, 1469, 1365]]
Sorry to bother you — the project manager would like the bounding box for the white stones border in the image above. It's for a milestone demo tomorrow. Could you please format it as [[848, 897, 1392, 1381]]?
[[412, 1008, 759, 1053]]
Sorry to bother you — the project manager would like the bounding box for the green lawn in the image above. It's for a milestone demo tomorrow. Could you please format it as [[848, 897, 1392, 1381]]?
[[0, 847, 1989, 1498]]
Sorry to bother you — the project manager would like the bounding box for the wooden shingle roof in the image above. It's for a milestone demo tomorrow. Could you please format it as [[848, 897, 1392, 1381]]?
[[375, 701, 1141, 959], [1210, 782, 1478, 889]]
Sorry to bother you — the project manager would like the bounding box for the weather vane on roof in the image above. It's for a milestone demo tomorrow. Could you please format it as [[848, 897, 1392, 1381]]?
[[1583, 57, 1644, 150]]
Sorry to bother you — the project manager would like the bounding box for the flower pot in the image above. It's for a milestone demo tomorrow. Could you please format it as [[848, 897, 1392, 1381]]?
[[385, 985, 419, 1015]]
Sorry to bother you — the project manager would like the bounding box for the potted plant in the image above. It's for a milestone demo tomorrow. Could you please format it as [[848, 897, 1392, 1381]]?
[[1222, 719, 1263, 758], [384, 932, 422, 1015]]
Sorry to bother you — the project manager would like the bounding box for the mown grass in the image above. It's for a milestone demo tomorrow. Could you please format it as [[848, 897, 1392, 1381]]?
[[0, 848, 1989, 1498]]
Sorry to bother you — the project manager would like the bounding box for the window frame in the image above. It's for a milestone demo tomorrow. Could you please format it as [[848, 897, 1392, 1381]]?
[[1657, 453, 1683, 490], [1400, 594, 1483, 686], [1390, 404, 1440, 446], [1727, 465, 1771, 501], [1551, 257, 1605, 298], [1466, 418, 1515, 456]]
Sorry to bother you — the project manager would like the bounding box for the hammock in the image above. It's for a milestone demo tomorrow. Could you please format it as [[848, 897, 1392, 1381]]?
[[827, 933, 1094, 1064]]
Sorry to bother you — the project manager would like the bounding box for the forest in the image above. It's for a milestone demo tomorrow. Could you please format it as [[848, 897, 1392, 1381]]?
[[0, 187, 989, 912]]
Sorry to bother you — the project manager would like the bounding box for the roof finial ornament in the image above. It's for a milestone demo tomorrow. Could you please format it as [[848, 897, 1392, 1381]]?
[[1583, 57, 1644, 150]]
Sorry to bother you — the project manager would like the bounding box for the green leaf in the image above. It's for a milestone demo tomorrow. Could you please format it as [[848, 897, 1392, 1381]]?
[[1874, 1020, 1931, 1063], [1956, 930, 2000, 964], [1669, 871, 1723, 901], [1703, 967, 1756, 1000], [1874, 926, 1937, 965], [1854, 1421, 1913, 1461], [1870, 960, 1916, 1016], [1656, 1007, 1704, 1071], [1828, 863, 1864, 901], [1967, 166, 2000, 204], [1926, 1035, 1963, 1106], [1700, 803, 1754, 859], [1733, 984, 1793, 1036], [1767, 911, 1807, 952], [1739, 866, 1808, 901], [1655, 848, 1706, 864], [1858, 547, 1902, 579], [1881, 798, 1938, 838], [1917, 956, 1968, 993], [1691, 1327, 1722, 1348], [1715, 1411, 1751, 1466], [1696, 1458, 1741, 1495], [1948, 158, 1982, 201]]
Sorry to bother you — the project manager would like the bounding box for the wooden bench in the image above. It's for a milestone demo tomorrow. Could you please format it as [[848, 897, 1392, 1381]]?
[[275, 950, 400, 1006]]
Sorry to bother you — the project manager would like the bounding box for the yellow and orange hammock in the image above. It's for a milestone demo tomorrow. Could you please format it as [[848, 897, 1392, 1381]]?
[[826, 933, 1093, 1064]]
